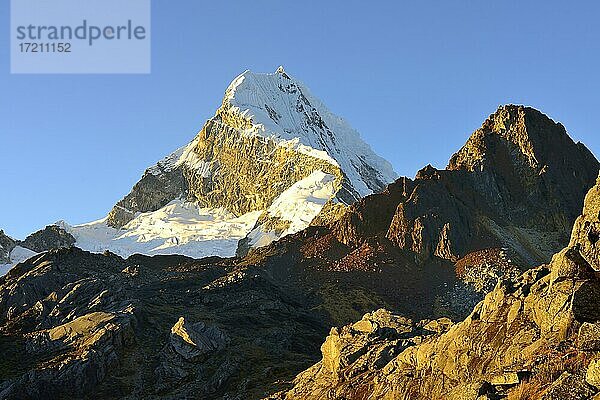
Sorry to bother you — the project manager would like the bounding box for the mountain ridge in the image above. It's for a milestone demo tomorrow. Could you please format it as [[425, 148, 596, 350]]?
[[327, 104, 599, 266]]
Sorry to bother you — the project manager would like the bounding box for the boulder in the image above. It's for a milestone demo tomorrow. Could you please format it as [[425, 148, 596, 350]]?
[[578, 323, 600, 351], [542, 372, 595, 400], [587, 357, 600, 388]]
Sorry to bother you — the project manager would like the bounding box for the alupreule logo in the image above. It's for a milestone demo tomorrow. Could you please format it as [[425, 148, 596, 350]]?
[[11, 0, 151, 74]]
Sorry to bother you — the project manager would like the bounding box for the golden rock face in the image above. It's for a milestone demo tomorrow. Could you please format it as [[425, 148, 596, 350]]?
[[183, 116, 346, 217], [105, 103, 352, 245]]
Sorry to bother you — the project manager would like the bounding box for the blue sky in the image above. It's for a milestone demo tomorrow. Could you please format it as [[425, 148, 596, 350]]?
[[1, 1, 600, 238]]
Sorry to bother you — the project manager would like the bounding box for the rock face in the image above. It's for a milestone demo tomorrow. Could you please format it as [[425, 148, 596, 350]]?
[[0, 231, 15, 264], [20, 225, 75, 253], [0, 226, 75, 274], [271, 175, 600, 400], [333, 105, 599, 266], [103, 67, 396, 254]]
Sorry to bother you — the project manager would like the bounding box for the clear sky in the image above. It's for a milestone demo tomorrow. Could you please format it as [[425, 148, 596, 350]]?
[[1, 1, 599, 239]]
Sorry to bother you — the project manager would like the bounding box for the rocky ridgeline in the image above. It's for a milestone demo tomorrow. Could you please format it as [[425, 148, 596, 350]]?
[[271, 175, 600, 400], [332, 105, 599, 267], [20, 225, 75, 253], [0, 226, 75, 265], [0, 245, 341, 399]]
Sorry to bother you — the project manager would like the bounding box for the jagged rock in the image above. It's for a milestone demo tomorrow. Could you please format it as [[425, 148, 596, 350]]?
[[0, 230, 16, 264], [542, 372, 595, 400], [121, 264, 139, 277], [20, 225, 75, 253], [422, 317, 453, 334], [331, 178, 409, 245], [570, 174, 600, 271], [573, 280, 600, 323], [587, 357, 600, 388], [318, 309, 418, 381], [107, 165, 188, 228], [1, 306, 136, 399], [170, 316, 228, 360]]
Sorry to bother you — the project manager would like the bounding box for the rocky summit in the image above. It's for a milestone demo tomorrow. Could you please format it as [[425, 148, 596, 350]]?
[[334, 105, 599, 266], [0, 103, 598, 400]]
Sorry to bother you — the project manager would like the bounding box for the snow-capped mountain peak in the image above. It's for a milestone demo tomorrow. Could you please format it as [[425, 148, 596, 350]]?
[[56, 68, 397, 260], [221, 67, 396, 200]]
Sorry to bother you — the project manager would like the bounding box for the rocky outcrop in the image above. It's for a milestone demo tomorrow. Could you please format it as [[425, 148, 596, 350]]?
[[0, 248, 138, 399], [20, 225, 75, 253], [0, 231, 15, 264], [0, 225, 75, 268], [570, 175, 600, 272], [271, 174, 600, 400], [6, 308, 137, 399], [106, 165, 188, 228], [169, 317, 228, 361], [332, 105, 599, 267]]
